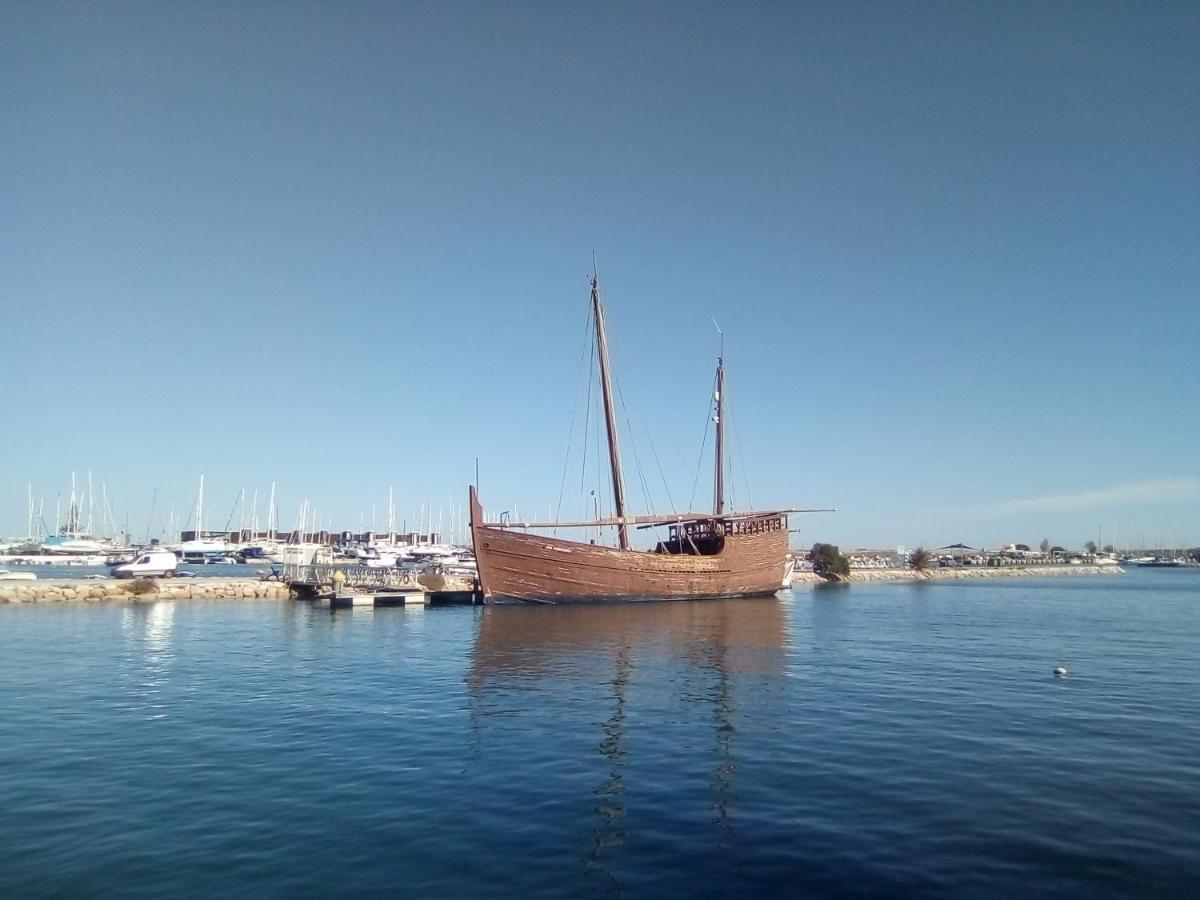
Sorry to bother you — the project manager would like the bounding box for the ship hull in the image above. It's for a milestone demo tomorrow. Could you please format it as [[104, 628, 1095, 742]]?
[[470, 492, 788, 603]]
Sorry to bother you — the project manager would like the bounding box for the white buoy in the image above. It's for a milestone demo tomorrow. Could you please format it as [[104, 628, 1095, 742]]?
[[1053, 666, 1068, 677]]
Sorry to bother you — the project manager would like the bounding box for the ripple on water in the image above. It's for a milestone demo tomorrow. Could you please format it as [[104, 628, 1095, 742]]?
[[0, 577, 1198, 897]]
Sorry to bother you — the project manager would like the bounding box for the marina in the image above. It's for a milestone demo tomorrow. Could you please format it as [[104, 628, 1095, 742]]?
[[3, 1, 1195, 896], [2, 568, 1197, 896]]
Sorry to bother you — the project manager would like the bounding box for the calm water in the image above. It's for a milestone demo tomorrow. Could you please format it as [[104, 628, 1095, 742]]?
[[1, 570, 1197, 897]]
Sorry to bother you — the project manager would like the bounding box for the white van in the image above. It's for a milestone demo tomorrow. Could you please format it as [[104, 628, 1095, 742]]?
[[112, 550, 178, 579]]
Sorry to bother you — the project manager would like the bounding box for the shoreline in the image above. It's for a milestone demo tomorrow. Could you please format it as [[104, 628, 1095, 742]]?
[[790, 564, 1124, 584], [0, 578, 291, 604], [1, 564, 1127, 604]]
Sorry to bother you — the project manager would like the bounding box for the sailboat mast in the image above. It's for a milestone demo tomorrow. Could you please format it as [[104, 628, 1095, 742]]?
[[713, 353, 725, 516], [196, 474, 204, 540], [591, 276, 630, 550]]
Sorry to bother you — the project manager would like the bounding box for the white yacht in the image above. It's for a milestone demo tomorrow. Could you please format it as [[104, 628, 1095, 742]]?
[[0, 568, 37, 581]]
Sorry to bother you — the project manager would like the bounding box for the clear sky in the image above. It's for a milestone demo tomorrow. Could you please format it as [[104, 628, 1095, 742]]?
[[2, 0, 1197, 550]]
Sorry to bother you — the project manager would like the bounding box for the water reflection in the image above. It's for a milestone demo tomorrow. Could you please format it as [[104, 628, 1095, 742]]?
[[120, 600, 175, 661], [119, 600, 176, 719], [707, 613, 735, 839], [587, 639, 629, 890], [470, 598, 787, 682], [469, 598, 787, 886]]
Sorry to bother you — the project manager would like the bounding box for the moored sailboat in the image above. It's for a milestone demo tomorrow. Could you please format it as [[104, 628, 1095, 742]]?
[[469, 275, 829, 603]]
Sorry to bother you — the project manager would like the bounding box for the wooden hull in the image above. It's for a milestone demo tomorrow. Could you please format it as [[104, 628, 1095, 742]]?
[[470, 489, 788, 603]]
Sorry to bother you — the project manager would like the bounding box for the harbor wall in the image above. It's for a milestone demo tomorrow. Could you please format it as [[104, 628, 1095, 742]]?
[[0, 578, 291, 604], [790, 564, 1124, 584]]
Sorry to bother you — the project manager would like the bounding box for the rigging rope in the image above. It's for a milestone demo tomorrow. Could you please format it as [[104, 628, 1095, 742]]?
[[579, 322, 596, 532], [554, 306, 597, 534], [727, 378, 755, 510], [615, 377, 655, 518], [688, 367, 718, 511], [604, 322, 679, 518], [594, 348, 605, 543]]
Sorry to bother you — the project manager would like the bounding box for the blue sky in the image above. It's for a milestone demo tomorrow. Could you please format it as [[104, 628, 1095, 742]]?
[[2, 1, 1196, 550]]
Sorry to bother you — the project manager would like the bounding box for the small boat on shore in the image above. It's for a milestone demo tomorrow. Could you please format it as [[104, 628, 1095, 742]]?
[[469, 274, 829, 603], [0, 568, 37, 581]]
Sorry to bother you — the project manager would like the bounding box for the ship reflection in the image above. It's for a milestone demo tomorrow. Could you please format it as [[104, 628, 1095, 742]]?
[[588, 637, 630, 890], [468, 598, 787, 683], [468, 597, 787, 884]]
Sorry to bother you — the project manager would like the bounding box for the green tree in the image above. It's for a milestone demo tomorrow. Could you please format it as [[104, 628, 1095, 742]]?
[[908, 546, 933, 574], [1085, 540, 1098, 554], [1040, 538, 1050, 554], [810, 543, 850, 581]]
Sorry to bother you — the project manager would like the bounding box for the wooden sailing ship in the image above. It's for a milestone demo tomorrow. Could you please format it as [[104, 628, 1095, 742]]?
[[469, 275, 825, 603]]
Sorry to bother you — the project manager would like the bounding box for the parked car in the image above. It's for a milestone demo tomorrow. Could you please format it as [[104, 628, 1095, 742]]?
[[111, 550, 178, 579]]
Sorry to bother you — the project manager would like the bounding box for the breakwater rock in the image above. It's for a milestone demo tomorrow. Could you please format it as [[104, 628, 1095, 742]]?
[[0, 578, 292, 604], [792, 564, 1123, 585]]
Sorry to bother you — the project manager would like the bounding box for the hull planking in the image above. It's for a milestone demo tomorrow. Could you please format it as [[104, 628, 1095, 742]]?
[[470, 487, 788, 603]]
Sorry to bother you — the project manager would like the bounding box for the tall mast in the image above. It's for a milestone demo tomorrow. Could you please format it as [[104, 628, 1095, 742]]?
[[713, 352, 725, 516], [196, 474, 204, 540], [591, 275, 630, 550], [145, 488, 157, 545], [68, 472, 77, 534]]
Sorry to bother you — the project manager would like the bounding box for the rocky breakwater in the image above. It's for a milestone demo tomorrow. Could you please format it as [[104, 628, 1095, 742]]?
[[0, 578, 292, 604], [792, 564, 1124, 585]]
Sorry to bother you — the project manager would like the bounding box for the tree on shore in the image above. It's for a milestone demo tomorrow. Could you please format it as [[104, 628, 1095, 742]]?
[[811, 543, 850, 582], [1040, 538, 1050, 554], [908, 546, 933, 575], [1085, 540, 1098, 554]]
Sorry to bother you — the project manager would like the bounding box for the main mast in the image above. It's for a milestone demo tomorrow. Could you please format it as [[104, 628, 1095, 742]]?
[[591, 276, 630, 550], [713, 353, 725, 516]]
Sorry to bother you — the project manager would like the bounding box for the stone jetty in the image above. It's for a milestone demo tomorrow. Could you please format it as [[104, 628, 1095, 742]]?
[[791, 564, 1123, 584], [0, 578, 291, 604]]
